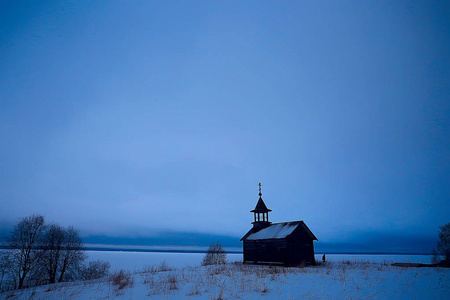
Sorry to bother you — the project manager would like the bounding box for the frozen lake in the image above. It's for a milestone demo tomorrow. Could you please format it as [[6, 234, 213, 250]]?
[[85, 250, 434, 271]]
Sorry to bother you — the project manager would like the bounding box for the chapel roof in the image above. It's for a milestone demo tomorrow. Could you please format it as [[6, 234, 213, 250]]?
[[242, 221, 318, 241]]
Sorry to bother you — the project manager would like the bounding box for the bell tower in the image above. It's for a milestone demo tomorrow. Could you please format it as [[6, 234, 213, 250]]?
[[251, 183, 272, 230]]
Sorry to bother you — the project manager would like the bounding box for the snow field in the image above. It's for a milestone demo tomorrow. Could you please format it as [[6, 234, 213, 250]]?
[[3, 259, 449, 299]]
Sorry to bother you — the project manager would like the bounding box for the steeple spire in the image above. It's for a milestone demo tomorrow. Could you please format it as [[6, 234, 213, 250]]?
[[251, 182, 272, 229]]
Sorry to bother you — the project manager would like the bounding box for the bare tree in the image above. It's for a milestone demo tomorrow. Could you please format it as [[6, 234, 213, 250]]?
[[202, 242, 227, 266], [5, 215, 89, 289], [437, 223, 450, 261], [40, 224, 86, 283], [7, 214, 46, 289], [41, 224, 65, 284], [57, 226, 86, 282]]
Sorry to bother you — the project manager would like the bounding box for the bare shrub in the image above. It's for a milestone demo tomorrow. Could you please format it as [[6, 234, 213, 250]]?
[[144, 274, 159, 295], [267, 265, 286, 275], [431, 248, 442, 264], [202, 242, 226, 266], [437, 223, 450, 261], [141, 265, 158, 275], [145, 272, 181, 295], [206, 265, 228, 277], [140, 261, 173, 276], [81, 260, 110, 280], [165, 274, 178, 290], [110, 269, 134, 291], [0, 251, 15, 292], [158, 260, 172, 272]]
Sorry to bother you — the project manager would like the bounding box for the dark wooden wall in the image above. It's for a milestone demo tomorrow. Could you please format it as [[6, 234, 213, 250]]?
[[243, 227, 315, 266], [244, 239, 288, 265], [286, 228, 315, 265]]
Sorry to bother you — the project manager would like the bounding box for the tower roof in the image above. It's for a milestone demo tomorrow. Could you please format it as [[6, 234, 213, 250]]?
[[251, 197, 272, 213], [251, 182, 272, 213]]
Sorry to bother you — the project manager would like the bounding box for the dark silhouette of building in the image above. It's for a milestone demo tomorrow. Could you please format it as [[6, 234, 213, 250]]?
[[241, 183, 318, 266]]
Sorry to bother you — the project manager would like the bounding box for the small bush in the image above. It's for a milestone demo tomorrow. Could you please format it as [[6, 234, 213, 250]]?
[[202, 242, 227, 266], [141, 260, 172, 275], [81, 260, 110, 280], [431, 248, 443, 264], [165, 274, 178, 290], [437, 223, 450, 261], [158, 260, 172, 272], [110, 269, 135, 290]]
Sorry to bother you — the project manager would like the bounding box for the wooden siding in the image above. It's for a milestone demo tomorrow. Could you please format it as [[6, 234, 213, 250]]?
[[286, 226, 315, 265], [243, 224, 316, 266], [243, 239, 288, 265]]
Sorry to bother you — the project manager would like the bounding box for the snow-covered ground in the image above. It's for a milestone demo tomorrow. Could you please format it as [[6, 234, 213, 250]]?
[[2, 255, 449, 299], [2, 251, 449, 299]]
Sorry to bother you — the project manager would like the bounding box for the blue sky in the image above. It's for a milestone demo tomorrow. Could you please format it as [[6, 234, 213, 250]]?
[[1, 1, 449, 252]]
